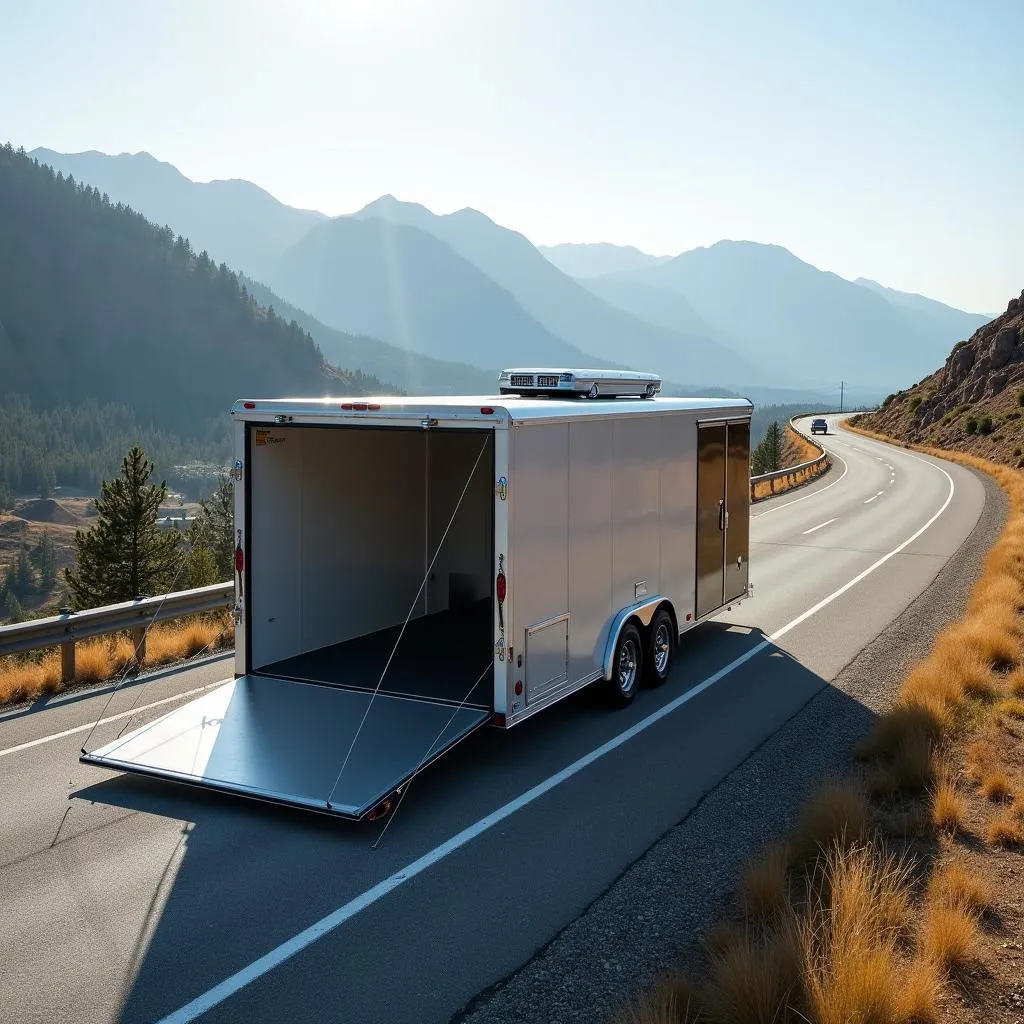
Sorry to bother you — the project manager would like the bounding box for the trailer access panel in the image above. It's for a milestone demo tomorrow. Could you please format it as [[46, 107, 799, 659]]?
[[82, 380, 752, 819]]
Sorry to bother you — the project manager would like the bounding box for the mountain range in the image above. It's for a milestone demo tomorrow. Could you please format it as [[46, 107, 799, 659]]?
[[539, 242, 671, 279], [26, 146, 993, 396]]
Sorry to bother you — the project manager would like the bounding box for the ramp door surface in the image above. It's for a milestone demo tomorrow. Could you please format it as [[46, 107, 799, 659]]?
[[82, 675, 490, 818]]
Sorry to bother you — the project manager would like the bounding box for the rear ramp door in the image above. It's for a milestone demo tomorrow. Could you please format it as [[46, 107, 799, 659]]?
[[81, 675, 490, 819]]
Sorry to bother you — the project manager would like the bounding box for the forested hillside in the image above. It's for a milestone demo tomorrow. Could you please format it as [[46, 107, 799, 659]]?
[[0, 145, 383, 439], [0, 144, 389, 500]]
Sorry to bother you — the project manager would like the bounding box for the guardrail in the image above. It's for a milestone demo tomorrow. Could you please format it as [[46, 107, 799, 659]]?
[[0, 582, 233, 684], [749, 416, 832, 503], [1, 417, 832, 681]]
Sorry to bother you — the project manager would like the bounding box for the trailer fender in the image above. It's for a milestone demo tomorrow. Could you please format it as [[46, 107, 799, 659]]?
[[600, 597, 673, 680]]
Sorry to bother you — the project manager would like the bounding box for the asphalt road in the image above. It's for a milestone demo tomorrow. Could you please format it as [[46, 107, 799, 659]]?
[[0, 417, 987, 1024]]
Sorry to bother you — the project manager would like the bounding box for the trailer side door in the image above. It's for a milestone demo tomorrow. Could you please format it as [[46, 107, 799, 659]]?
[[695, 418, 750, 617]]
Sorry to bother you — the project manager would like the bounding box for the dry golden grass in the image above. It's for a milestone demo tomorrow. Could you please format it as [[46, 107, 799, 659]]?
[[927, 859, 991, 915], [980, 769, 1013, 801], [612, 976, 701, 1024], [996, 697, 1024, 719], [145, 617, 226, 666], [794, 782, 871, 859], [1008, 667, 1024, 697], [0, 614, 232, 706], [964, 736, 997, 783], [701, 921, 802, 1024], [919, 898, 979, 972], [931, 776, 967, 833], [741, 842, 791, 920], [800, 844, 915, 1024], [985, 814, 1024, 847], [892, 956, 942, 1024]]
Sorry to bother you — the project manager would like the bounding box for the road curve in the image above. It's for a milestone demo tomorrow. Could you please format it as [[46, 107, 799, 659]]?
[[0, 417, 987, 1024]]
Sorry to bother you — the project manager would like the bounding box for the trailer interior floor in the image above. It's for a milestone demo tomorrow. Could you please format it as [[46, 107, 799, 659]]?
[[258, 599, 494, 709]]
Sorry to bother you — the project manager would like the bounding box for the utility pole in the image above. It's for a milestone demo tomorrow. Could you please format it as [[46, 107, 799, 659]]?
[[840, 381, 844, 414]]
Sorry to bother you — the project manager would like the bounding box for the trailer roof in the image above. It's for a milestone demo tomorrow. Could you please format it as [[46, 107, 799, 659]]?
[[231, 394, 752, 424]]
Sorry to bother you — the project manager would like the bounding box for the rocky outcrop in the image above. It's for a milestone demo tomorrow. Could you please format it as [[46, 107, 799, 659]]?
[[862, 289, 1024, 466]]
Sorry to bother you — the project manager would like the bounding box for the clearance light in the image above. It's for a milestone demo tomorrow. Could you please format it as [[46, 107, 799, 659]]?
[[496, 570, 507, 605], [514, 680, 523, 695], [243, 402, 256, 409], [480, 407, 495, 415], [234, 546, 244, 573]]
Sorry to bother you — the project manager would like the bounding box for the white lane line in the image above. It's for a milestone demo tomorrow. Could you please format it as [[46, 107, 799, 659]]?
[[772, 452, 955, 642], [154, 448, 958, 1024], [864, 492, 884, 504], [0, 681, 226, 760], [751, 447, 849, 518], [802, 517, 838, 535]]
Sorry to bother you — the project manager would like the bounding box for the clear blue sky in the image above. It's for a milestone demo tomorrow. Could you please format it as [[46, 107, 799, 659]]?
[[2, 0, 1020, 314]]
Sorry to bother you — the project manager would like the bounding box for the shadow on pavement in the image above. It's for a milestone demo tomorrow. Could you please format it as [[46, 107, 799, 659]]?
[[70, 621, 877, 1024]]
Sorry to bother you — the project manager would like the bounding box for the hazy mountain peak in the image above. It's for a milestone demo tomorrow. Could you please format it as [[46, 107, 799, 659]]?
[[540, 241, 670, 279]]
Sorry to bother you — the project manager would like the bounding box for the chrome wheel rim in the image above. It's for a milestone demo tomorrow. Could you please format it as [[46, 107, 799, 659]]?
[[618, 638, 638, 694], [653, 623, 671, 675]]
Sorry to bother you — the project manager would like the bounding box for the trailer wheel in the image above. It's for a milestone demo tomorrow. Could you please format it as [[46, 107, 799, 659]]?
[[607, 623, 643, 706], [644, 608, 675, 687]]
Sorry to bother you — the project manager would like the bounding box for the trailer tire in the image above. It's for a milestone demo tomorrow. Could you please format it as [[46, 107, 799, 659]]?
[[644, 608, 675, 687], [606, 622, 643, 706]]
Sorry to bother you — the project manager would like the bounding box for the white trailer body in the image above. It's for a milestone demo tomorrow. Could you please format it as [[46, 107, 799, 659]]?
[[82, 386, 752, 820]]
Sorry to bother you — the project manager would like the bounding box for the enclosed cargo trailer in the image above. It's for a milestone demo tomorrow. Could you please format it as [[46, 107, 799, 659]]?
[[82, 372, 752, 819]]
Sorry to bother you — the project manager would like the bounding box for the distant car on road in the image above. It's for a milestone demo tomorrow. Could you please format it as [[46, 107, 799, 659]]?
[[810, 418, 828, 435]]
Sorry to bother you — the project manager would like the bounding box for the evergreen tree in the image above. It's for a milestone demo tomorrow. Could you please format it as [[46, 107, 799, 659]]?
[[5, 591, 24, 623], [752, 421, 785, 475], [65, 446, 184, 609], [12, 545, 34, 597], [189, 477, 234, 581], [34, 531, 56, 589], [185, 544, 219, 588]]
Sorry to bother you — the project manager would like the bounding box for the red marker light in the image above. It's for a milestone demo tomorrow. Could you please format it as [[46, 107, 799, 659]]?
[[368, 403, 381, 411], [685, 612, 692, 621], [496, 571, 507, 605], [352, 402, 368, 411], [480, 406, 494, 415], [341, 403, 354, 410], [514, 680, 523, 695], [243, 401, 256, 409], [234, 546, 244, 573]]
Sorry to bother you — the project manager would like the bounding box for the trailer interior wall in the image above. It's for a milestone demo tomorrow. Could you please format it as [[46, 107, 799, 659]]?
[[510, 412, 696, 706], [248, 424, 493, 671]]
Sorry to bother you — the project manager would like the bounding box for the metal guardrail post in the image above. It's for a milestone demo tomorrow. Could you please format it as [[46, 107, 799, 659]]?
[[61, 640, 75, 684], [131, 626, 147, 667]]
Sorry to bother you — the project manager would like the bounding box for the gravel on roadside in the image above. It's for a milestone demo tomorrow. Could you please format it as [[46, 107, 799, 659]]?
[[452, 467, 1007, 1024]]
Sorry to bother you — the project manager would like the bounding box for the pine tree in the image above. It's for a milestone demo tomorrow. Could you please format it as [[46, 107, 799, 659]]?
[[12, 545, 34, 597], [65, 446, 184, 609], [189, 477, 234, 581], [185, 544, 219, 588], [752, 421, 785, 475], [5, 591, 24, 623], [35, 531, 56, 589]]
